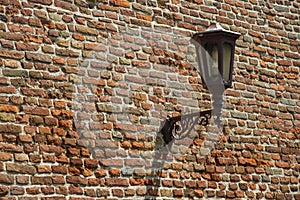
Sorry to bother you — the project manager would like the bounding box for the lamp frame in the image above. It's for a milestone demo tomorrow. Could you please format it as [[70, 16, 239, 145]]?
[[159, 23, 240, 144], [192, 23, 241, 89]]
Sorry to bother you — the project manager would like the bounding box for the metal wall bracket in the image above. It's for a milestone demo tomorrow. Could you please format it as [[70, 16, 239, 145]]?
[[159, 110, 212, 144]]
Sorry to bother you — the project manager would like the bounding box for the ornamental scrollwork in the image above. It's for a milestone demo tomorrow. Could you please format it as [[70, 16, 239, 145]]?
[[159, 110, 212, 144]]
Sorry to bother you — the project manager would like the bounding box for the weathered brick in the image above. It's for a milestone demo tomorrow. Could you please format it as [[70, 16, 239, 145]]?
[[275, 162, 290, 169], [124, 188, 135, 196], [54, 0, 77, 11], [19, 134, 33, 143], [42, 45, 54, 53], [6, 163, 36, 175], [125, 159, 145, 166], [132, 3, 152, 14], [110, 0, 130, 8], [16, 42, 39, 51], [0, 49, 24, 59], [136, 13, 152, 21], [23, 106, 49, 116], [26, 52, 52, 63], [75, 25, 98, 35], [0, 124, 22, 134], [99, 159, 123, 167], [0, 185, 9, 195], [130, 18, 152, 27], [84, 43, 106, 51], [2, 69, 28, 78], [111, 188, 123, 197], [16, 175, 30, 184], [21, 88, 47, 97], [0, 86, 16, 94], [0, 32, 24, 41], [28, 0, 52, 5], [37, 165, 51, 173], [4, 60, 20, 68], [40, 145, 65, 155], [0, 142, 23, 152], [52, 165, 68, 174], [106, 178, 129, 186], [0, 174, 14, 184], [84, 158, 98, 168], [96, 188, 109, 197], [31, 176, 52, 185], [56, 48, 80, 57], [0, 0, 297, 199], [69, 184, 83, 194], [41, 196, 66, 200], [66, 176, 87, 185]]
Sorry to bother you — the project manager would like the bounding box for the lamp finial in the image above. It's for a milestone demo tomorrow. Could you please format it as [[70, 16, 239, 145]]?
[[207, 22, 223, 31]]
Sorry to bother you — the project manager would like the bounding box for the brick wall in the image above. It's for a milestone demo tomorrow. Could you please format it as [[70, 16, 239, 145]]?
[[0, 0, 299, 199]]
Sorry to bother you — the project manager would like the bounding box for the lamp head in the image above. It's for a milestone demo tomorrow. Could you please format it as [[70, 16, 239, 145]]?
[[192, 23, 241, 89]]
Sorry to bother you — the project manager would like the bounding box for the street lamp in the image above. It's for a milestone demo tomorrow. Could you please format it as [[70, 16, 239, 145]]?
[[192, 23, 241, 89], [160, 23, 240, 144]]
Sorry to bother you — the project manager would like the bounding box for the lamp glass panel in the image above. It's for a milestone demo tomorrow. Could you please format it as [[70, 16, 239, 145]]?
[[223, 43, 232, 82], [197, 46, 206, 80], [205, 44, 219, 82]]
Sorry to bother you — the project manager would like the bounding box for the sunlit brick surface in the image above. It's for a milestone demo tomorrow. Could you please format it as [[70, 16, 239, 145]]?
[[0, 0, 299, 199]]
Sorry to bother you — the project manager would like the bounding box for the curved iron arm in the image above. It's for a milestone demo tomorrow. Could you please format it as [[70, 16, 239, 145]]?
[[159, 110, 212, 144]]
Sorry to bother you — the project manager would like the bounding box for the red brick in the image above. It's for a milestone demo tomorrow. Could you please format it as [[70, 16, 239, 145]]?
[[21, 88, 47, 97], [19, 134, 32, 143], [0, 1, 297, 199], [94, 169, 106, 178], [109, 168, 121, 176], [0, 186, 9, 195], [0, 31, 24, 40], [6, 163, 36, 175], [11, 183, 25, 194], [275, 162, 291, 169], [106, 178, 129, 186], [52, 176, 66, 185], [66, 176, 87, 185], [41, 197, 66, 200], [0, 124, 22, 134], [26, 187, 40, 195], [16, 42, 39, 51], [28, 0, 52, 5], [99, 159, 123, 167], [125, 159, 145, 166], [114, 123, 137, 132], [206, 165, 216, 173], [52, 165, 68, 174], [0, 174, 14, 184], [88, 178, 99, 186], [75, 25, 98, 35], [23, 106, 49, 116], [40, 145, 65, 155], [136, 13, 152, 21], [25, 52, 52, 63], [15, 175, 28, 185], [173, 189, 183, 197], [112, 188, 124, 197], [41, 186, 54, 195], [54, 0, 77, 11], [110, 0, 130, 8]]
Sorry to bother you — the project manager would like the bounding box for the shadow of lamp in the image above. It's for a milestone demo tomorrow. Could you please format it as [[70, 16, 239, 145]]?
[[160, 23, 241, 144]]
